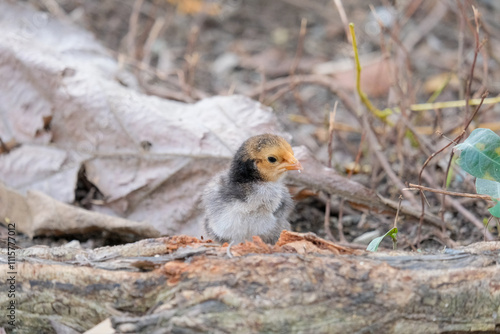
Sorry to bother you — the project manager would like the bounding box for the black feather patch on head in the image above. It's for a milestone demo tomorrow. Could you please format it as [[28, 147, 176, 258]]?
[[229, 140, 263, 183]]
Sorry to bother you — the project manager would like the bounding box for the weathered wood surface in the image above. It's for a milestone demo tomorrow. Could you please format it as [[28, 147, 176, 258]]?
[[1, 232, 500, 334]]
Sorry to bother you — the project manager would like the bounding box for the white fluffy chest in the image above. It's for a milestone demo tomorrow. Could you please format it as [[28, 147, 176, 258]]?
[[213, 182, 286, 243]]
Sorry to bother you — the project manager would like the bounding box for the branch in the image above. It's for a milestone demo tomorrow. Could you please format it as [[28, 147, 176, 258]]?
[[407, 183, 493, 201]]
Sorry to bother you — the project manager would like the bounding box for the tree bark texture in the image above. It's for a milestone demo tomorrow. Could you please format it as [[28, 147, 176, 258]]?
[[1, 232, 499, 334]]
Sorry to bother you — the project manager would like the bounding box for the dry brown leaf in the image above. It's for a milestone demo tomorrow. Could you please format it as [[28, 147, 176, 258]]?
[[313, 55, 395, 97], [166, 0, 221, 16], [0, 184, 160, 239]]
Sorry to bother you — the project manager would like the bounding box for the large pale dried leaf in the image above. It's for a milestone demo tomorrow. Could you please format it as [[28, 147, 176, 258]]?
[[0, 145, 81, 202]]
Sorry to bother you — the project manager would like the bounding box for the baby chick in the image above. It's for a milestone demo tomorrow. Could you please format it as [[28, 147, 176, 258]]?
[[202, 134, 303, 245]]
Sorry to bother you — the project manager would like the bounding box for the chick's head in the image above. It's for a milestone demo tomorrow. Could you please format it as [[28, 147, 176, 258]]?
[[244, 134, 303, 182]]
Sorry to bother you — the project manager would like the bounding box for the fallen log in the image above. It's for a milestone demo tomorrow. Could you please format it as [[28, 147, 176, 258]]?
[[1, 232, 499, 333]]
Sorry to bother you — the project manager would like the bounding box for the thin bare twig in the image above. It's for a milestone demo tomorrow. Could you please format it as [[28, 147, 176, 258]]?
[[464, 5, 482, 123], [337, 132, 365, 243], [420, 170, 494, 241], [407, 183, 493, 201], [332, 0, 350, 41], [369, 3, 413, 86], [475, 14, 490, 93], [290, 18, 308, 117], [290, 18, 307, 76], [394, 196, 403, 230], [456, 0, 466, 101], [484, 216, 495, 242], [142, 16, 167, 65], [126, 0, 144, 60], [40, 0, 70, 21], [327, 103, 338, 169], [402, 1, 448, 52], [248, 74, 339, 98], [439, 147, 456, 230], [324, 102, 339, 242], [400, 0, 425, 27], [226, 82, 236, 96], [183, 25, 201, 98], [258, 71, 266, 103], [392, 195, 403, 250]]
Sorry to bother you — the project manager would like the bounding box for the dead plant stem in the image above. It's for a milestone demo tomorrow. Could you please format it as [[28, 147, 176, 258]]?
[[324, 102, 339, 242], [126, 0, 144, 60], [407, 183, 493, 201], [338, 132, 365, 244], [290, 18, 308, 117]]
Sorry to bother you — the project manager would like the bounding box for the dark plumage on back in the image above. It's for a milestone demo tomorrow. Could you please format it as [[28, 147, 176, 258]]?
[[229, 145, 263, 184]]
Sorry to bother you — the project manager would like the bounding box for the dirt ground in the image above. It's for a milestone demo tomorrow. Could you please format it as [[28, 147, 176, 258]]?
[[11, 0, 500, 251]]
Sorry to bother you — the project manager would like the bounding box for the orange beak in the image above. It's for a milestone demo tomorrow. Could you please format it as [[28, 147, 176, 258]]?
[[283, 152, 303, 171]]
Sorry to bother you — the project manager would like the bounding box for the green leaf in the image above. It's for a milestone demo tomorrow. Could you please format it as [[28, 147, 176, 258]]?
[[455, 128, 500, 182], [366, 227, 398, 252], [405, 129, 419, 148], [446, 155, 459, 188], [476, 178, 500, 217]]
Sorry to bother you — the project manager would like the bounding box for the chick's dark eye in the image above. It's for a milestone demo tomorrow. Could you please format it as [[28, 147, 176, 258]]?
[[267, 156, 277, 163]]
